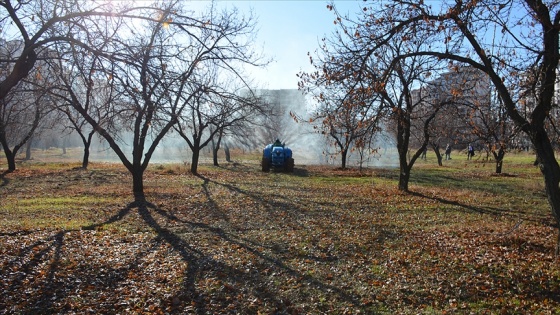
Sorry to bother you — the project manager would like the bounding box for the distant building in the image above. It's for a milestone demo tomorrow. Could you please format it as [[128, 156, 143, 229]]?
[[421, 66, 491, 107], [411, 67, 492, 148]]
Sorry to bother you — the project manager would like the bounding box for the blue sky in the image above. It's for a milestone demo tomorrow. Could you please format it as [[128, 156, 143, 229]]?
[[213, 1, 363, 90]]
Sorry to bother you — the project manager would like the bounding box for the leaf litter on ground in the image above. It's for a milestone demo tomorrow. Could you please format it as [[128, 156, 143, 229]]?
[[0, 159, 559, 314]]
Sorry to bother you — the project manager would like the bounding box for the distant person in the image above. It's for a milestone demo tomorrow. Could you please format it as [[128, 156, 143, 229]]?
[[445, 144, 452, 160], [421, 146, 427, 160], [467, 144, 475, 160]]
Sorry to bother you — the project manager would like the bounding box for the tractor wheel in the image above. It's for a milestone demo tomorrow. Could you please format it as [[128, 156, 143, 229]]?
[[285, 158, 294, 172], [261, 158, 271, 172]]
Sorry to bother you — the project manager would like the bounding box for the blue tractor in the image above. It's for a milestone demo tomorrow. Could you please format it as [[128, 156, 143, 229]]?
[[261, 139, 294, 172]]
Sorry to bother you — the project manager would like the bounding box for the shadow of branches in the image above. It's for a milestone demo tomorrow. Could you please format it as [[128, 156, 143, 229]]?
[[409, 191, 554, 226], [2, 162, 558, 314], [0, 189, 365, 314]]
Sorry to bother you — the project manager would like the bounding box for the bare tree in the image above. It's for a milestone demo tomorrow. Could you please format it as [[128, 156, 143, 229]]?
[[463, 86, 518, 173], [0, 39, 57, 170], [301, 6, 446, 189], [0, 0, 172, 172], [410, 81, 455, 166], [411, 67, 495, 166], [56, 2, 264, 200], [45, 41, 120, 169], [175, 72, 266, 174], [0, 0, 140, 101], [336, 0, 560, 254], [381, 53, 440, 191], [302, 86, 381, 169], [209, 91, 271, 166], [0, 85, 46, 170]]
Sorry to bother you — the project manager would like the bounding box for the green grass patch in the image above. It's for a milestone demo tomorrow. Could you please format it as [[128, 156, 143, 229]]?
[[1, 196, 116, 230]]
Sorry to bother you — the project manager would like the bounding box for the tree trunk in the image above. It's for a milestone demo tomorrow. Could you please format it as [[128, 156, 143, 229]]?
[[557, 232, 560, 257], [396, 108, 410, 191], [132, 166, 145, 203], [0, 103, 39, 171], [0, 133, 16, 171], [25, 138, 32, 160], [62, 137, 68, 155], [358, 148, 365, 172], [540, 160, 560, 256], [212, 144, 219, 166], [396, 147, 410, 191], [341, 149, 348, 169], [533, 129, 560, 256], [224, 143, 231, 162], [495, 159, 503, 174], [398, 144, 410, 191], [78, 131, 95, 170], [211, 132, 222, 167], [432, 145, 443, 166], [82, 142, 90, 169], [398, 167, 410, 191], [4, 149, 16, 172], [493, 148, 505, 174], [191, 148, 200, 174]]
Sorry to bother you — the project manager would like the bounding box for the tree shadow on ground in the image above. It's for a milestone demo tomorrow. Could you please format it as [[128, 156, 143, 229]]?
[[3, 164, 559, 313], [1, 185, 364, 314], [292, 167, 309, 177], [0, 230, 66, 312], [216, 162, 254, 173], [0, 170, 10, 187], [409, 191, 554, 226], [0, 214, 179, 314], [193, 173, 321, 232], [137, 199, 361, 313]]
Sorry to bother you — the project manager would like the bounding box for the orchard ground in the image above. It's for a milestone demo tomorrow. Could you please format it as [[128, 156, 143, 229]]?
[[1, 148, 559, 314]]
